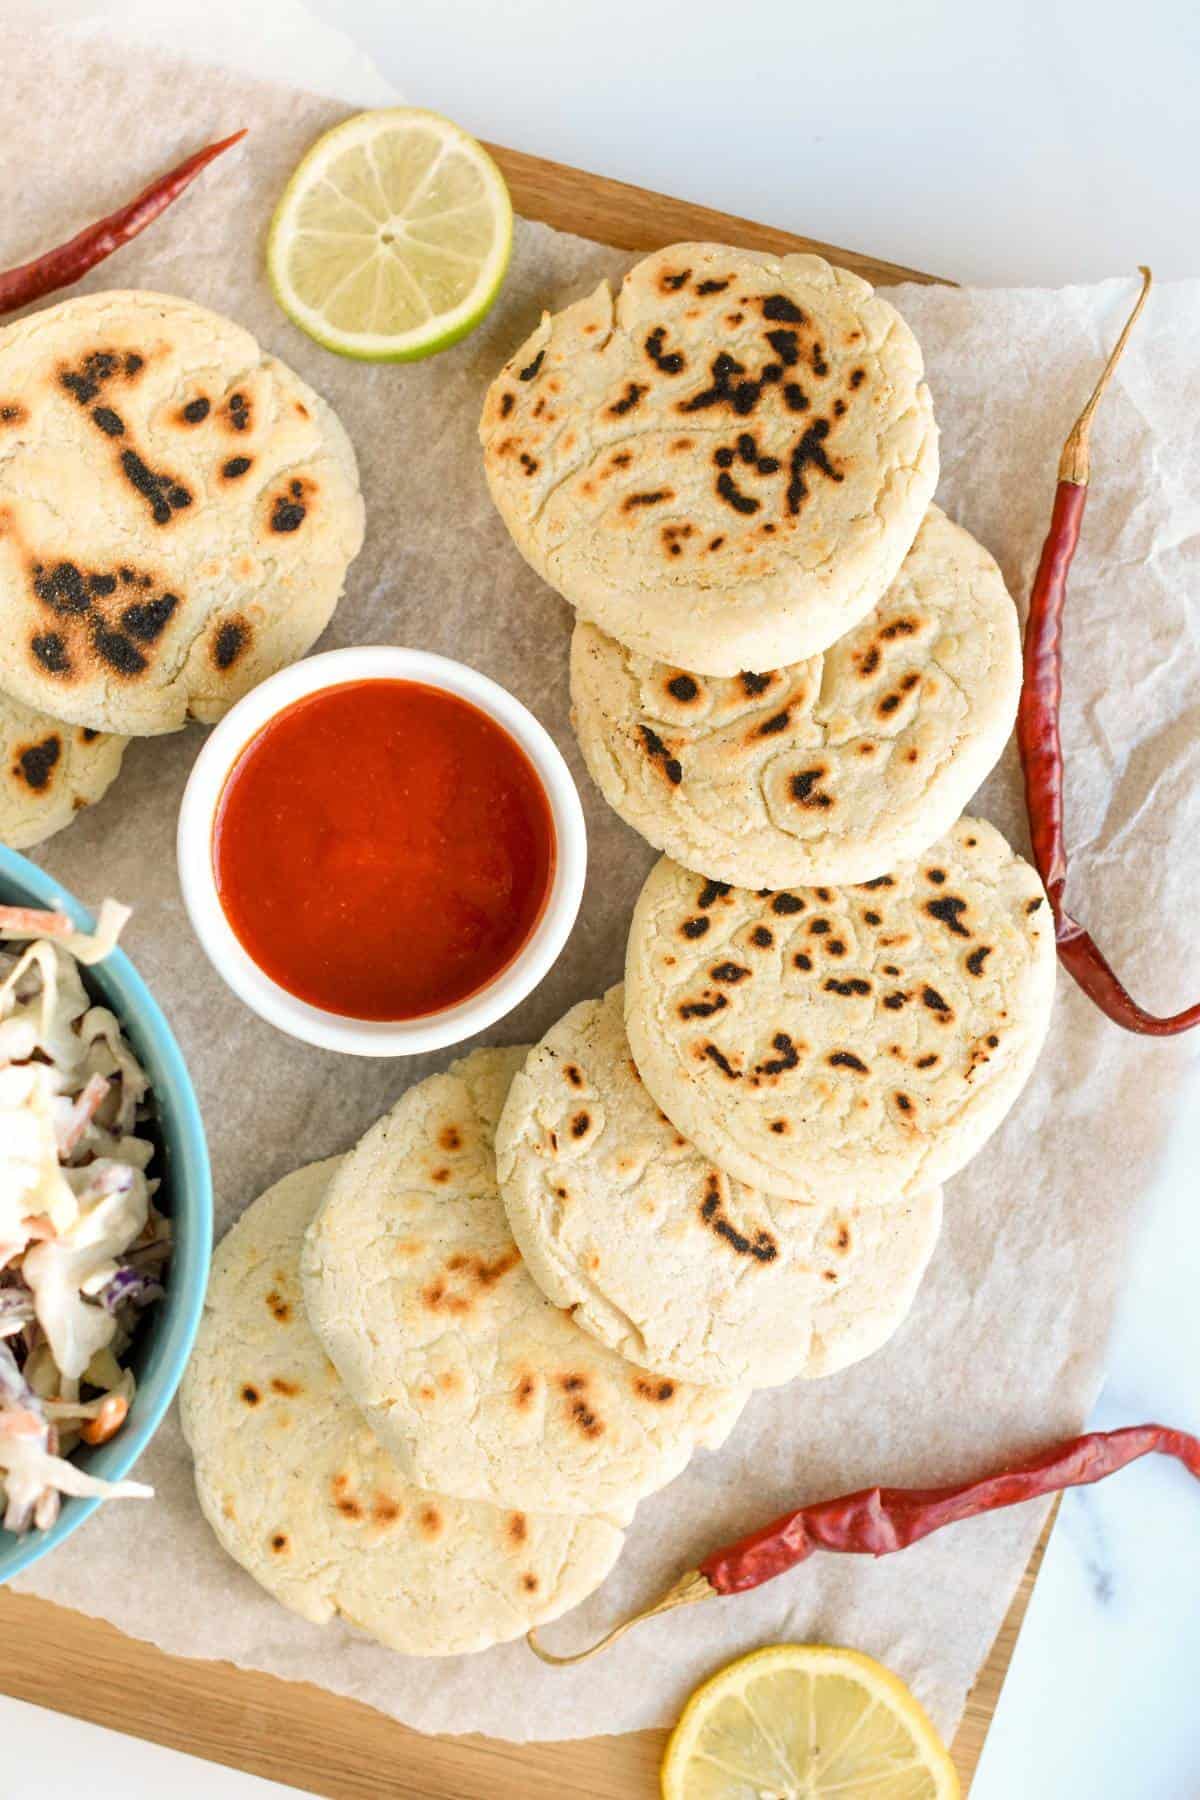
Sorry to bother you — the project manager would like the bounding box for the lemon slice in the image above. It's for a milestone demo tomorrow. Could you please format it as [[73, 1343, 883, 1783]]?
[[661, 1643, 960, 1800], [267, 108, 513, 361]]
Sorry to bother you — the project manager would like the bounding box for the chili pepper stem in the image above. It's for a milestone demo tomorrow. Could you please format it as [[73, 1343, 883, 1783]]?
[[1059, 266, 1152, 484], [525, 1567, 715, 1666]]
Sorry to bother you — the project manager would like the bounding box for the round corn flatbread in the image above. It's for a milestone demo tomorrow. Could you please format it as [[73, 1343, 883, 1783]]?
[[179, 1158, 624, 1656], [570, 506, 1020, 889], [496, 987, 943, 1390], [480, 242, 938, 675], [301, 1048, 743, 1522], [624, 819, 1056, 1205], [0, 290, 364, 735], [0, 690, 125, 848]]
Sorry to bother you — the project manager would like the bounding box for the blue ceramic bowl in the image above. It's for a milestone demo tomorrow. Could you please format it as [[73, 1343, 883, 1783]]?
[[0, 846, 212, 1581]]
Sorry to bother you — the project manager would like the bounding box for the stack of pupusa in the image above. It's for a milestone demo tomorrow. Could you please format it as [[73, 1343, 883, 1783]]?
[[180, 1140, 630, 1657], [182, 1004, 976, 1658], [180, 246, 1057, 1660], [493, 811, 1054, 1398], [0, 290, 364, 849], [181, 1048, 743, 1657], [480, 241, 1018, 890], [480, 244, 1057, 1389]]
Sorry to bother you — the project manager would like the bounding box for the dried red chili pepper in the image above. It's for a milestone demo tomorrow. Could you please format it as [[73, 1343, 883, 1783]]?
[[1016, 268, 1200, 1034], [527, 1422, 1200, 1662], [0, 130, 247, 319]]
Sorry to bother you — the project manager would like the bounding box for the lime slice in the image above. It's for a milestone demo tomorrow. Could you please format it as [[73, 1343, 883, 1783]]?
[[267, 108, 513, 361], [661, 1643, 960, 1800]]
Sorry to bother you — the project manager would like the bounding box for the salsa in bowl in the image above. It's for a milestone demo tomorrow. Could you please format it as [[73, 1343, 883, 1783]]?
[[177, 647, 587, 1056]]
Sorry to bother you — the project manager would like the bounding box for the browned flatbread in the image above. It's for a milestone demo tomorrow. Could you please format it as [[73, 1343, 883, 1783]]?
[[180, 1159, 625, 1655], [0, 690, 125, 848], [496, 987, 944, 1389], [568, 506, 1021, 887], [624, 821, 1057, 1205], [301, 1048, 744, 1520], [0, 291, 363, 734], [481, 244, 938, 674]]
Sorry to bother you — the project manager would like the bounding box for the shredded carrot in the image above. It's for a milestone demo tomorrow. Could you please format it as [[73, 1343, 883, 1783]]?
[[81, 1394, 129, 1446]]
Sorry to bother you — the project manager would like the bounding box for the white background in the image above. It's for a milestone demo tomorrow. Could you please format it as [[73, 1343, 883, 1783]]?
[[306, 0, 1200, 288], [5, 1, 1200, 1794]]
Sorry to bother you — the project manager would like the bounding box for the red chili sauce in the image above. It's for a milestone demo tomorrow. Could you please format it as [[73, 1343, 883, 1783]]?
[[212, 680, 556, 1021]]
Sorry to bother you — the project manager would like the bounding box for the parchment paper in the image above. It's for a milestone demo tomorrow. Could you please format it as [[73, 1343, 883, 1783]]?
[[6, 18, 1200, 1745]]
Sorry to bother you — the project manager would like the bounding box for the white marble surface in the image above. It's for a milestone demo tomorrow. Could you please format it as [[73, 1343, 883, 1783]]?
[[972, 1039, 1200, 1799], [3, 1697, 297, 1798], [5, 2, 1200, 1795]]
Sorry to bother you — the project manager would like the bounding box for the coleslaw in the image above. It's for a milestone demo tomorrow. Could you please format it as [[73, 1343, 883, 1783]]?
[[0, 900, 167, 1534]]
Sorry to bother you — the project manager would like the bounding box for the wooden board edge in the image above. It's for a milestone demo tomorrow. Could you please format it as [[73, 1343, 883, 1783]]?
[[0, 1585, 656, 1800], [951, 1507, 1056, 1787], [0, 1514, 1050, 1799], [484, 141, 953, 288]]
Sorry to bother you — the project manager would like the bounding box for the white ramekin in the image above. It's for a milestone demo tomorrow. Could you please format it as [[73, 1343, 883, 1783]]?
[[177, 646, 587, 1057]]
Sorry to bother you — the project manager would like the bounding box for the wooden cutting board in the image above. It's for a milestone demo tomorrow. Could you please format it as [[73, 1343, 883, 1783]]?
[[0, 143, 1041, 1798]]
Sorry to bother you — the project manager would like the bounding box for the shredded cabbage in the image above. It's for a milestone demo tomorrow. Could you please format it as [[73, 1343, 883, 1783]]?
[[0, 902, 164, 1534]]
